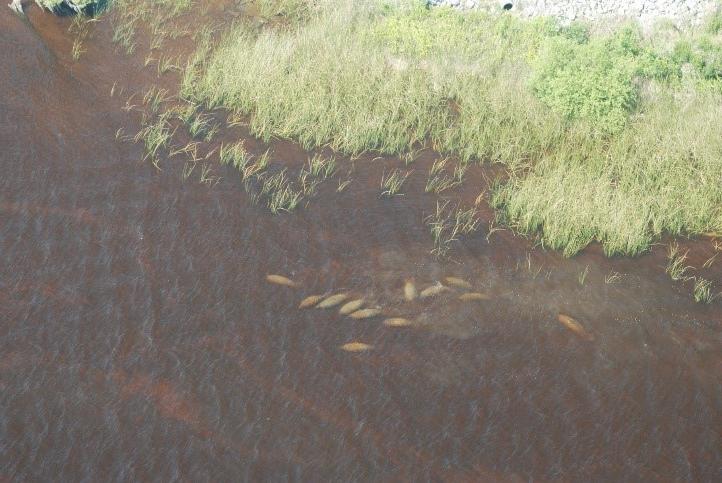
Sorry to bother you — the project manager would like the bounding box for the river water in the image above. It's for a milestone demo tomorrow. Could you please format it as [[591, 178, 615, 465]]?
[[1, 5, 721, 481]]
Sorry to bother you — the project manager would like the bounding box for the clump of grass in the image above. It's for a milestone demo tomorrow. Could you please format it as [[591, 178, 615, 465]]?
[[604, 271, 621, 284], [188, 112, 219, 141], [693, 277, 715, 304], [110, 0, 195, 56], [402, 148, 420, 165], [666, 242, 693, 281], [134, 112, 175, 162], [425, 200, 480, 258], [142, 86, 171, 113], [219, 141, 252, 170], [305, 153, 336, 179], [298, 170, 322, 196], [157, 54, 182, 75], [260, 170, 304, 213], [337, 176, 352, 192], [297, 153, 336, 196], [239, 150, 270, 180], [380, 168, 410, 197], [578, 265, 590, 285], [69, 14, 98, 61], [175, 103, 219, 142], [425, 157, 466, 194], [112, 19, 136, 54]]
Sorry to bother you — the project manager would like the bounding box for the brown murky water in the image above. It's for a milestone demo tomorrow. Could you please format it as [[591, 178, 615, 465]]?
[[2, 5, 721, 481]]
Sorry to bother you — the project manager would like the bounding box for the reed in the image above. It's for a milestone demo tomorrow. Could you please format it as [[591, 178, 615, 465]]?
[[666, 243, 693, 282], [380, 169, 411, 197], [692, 277, 715, 304]]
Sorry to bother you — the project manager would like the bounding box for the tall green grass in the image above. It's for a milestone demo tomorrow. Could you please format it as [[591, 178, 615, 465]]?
[[188, 0, 722, 256]]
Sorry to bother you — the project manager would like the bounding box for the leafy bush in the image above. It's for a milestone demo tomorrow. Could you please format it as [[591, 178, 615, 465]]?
[[531, 27, 678, 133]]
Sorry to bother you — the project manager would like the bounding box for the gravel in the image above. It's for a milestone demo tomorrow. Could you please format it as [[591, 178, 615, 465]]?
[[427, 0, 721, 30]]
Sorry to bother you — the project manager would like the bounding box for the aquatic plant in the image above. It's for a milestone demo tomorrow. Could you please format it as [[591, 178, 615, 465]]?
[[142, 86, 170, 114], [578, 265, 590, 285], [425, 201, 480, 258], [604, 271, 621, 284], [425, 157, 461, 194], [337, 177, 352, 192], [219, 141, 252, 171], [380, 169, 410, 197], [306, 153, 336, 179], [692, 277, 715, 304], [666, 243, 693, 282], [134, 112, 175, 163]]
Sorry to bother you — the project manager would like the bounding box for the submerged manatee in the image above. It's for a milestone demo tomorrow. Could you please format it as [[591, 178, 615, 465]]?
[[349, 308, 382, 319], [419, 283, 448, 299], [403, 279, 418, 301], [339, 298, 365, 315], [266, 274, 298, 288], [299, 295, 324, 309], [444, 277, 473, 290], [458, 292, 491, 301], [340, 342, 373, 352], [557, 314, 594, 341], [317, 293, 349, 308], [383, 318, 414, 327]]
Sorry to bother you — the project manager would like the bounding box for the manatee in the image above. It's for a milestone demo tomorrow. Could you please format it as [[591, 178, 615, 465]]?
[[339, 298, 365, 315], [316, 293, 349, 308], [458, 292, 491, 301], [266, 274, 298, 288], [299, 295, 324, 309], [403, 279, 418, 301], [349, 308, 382, 319], [557, 314, 594, 341], [383, 318, 414, 327], [419, 283, 448, 299], [340, 342, 373, 352], [444, 276, 472, 290]]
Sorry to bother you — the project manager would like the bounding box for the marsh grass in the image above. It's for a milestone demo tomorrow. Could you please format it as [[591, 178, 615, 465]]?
[[666, 242, 693, 281], [134, 112, 175, 164], [425, 157, 463, 194], [186, 0, 722, 256], [218, 146, 305, 213], [111, 0, 195, 56], [69, 15, 98, 60], [260, 170, 304, 213], [380, 168, 411, 197], [219, 141, 252, 170], [305, 153, 336, 179], [337, 177, 352, 192], [578, 265, 590, 285], [604, 271, 621, 284], [425, 200, 481, 258], [142, 86, 171, 113], [692, 277, 715, 304], [297, 154, 336, 196]]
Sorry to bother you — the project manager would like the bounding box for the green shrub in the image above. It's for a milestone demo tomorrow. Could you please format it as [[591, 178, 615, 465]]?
[[531, 27, 678, 133]]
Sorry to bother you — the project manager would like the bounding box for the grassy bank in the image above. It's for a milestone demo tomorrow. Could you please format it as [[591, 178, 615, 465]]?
[[182, 0, 722, 256]]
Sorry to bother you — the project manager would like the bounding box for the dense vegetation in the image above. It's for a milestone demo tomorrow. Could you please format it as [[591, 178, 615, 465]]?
[[180, 0, 722, 256]]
